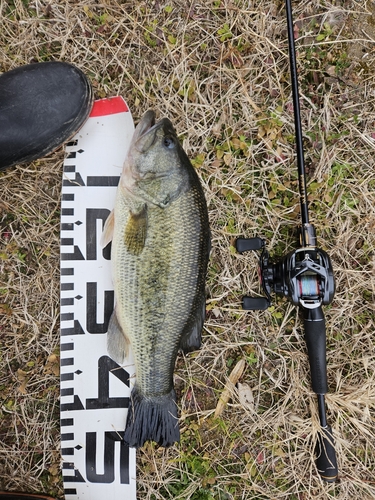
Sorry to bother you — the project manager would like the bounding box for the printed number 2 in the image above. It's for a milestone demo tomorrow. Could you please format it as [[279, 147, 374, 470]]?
[[86, 355, 130, 410]]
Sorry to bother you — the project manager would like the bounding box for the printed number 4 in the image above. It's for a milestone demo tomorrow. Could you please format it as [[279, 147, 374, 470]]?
[[86, 356, 131, 484]]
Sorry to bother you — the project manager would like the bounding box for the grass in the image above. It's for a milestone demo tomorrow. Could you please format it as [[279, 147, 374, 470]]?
[[1, 0, 375, 498]]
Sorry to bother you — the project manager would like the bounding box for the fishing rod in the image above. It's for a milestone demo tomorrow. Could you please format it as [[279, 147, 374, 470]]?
[[236, 0, 338, 482]]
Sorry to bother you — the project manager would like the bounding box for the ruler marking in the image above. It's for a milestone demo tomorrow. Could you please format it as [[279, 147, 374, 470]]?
[[61, 283, 74, 291], [61, 395, 85, 412], [62, 448, 75, 456], [61, 388, 74, 397], [61, 268, 74, 276], [64, 165, 76, 173], [87, 176, 120, 187], [61, 358, 74, 367], [61, 313, 74, 322], [61, 238, 74, 246], [61, 419, 74, 427], [61, 320, 85, 336], [63, 173, 85, 186], [61, 433, 75, 441], [62, 193, 75, 201], [61, 298, 74, 306], [61, 343, 74, 351], [61, 246, 85, 261], [63, 462, 75, 469], [62, 208, 74, 216]]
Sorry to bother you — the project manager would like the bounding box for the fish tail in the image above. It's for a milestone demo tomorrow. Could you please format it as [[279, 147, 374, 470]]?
[[123, 386, 180, 448]]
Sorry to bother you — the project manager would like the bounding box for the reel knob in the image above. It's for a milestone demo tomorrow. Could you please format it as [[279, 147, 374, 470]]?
[[236, 237, 264, 253], [243, 296, 270, 310]]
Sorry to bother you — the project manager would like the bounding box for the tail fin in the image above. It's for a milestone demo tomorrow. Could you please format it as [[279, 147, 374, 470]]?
[[124, 386, 180, 448]]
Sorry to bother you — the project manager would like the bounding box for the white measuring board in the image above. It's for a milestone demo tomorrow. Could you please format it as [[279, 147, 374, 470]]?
[[60, 97, 136, 499]]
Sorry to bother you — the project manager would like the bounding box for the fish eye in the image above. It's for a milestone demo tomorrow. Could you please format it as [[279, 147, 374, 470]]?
[[163, 136, 175, 149]]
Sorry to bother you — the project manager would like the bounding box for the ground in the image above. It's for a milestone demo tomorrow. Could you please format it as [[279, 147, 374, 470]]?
[[1, 0, 375, 499]]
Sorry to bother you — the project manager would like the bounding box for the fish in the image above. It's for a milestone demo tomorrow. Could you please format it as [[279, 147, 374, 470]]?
[[101, 110, 210, 448]]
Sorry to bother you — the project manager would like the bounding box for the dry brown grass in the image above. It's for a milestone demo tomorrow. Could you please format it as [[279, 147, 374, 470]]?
[[1, 0, 375, 498]]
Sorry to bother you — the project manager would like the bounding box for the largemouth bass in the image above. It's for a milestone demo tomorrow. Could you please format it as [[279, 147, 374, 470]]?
[[101, 110, 210, 448]]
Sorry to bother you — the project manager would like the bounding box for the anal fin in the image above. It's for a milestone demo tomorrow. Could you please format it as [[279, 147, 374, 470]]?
[[101, 209, 115, 247]]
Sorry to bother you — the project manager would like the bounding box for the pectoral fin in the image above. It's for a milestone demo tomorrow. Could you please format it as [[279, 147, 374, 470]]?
[[101, 209, 115, 247], [107, 310, 130, 364], [124, 205, 148, 256]]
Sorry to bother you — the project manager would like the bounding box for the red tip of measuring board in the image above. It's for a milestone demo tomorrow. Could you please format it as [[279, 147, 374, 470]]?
[[89, 97, 129, 117]]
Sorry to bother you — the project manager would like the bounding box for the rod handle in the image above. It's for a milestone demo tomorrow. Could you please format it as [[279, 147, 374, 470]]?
[[303, 307, 328, 394], [316, 425, 338, 482]]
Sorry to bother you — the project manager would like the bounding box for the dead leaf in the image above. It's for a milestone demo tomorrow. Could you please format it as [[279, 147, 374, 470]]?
[[44, 354, 60, 377], [223, 153, 232, 166], [215, 359, 246, 417], [0, 303, 13, 316], [49, 464, 60, 476], [17, 369, 29, 394], [222, 46, 244, 68], [238, 382, 254, 411]]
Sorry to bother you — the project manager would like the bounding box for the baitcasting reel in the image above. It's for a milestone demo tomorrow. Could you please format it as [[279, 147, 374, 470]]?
[[236, 225, 335, 312]]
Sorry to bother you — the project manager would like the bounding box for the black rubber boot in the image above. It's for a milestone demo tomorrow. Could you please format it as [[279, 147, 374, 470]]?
[[0, 61, 93, 170], [0, 493, 56, 500]]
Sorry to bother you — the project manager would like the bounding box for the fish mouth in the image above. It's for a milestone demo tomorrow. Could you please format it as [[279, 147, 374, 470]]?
[[135, 110, 156, 141], [134, 110, 175, 153]]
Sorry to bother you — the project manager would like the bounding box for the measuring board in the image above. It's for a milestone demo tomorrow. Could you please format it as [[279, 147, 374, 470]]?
[[60, 97, 136, 499]]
